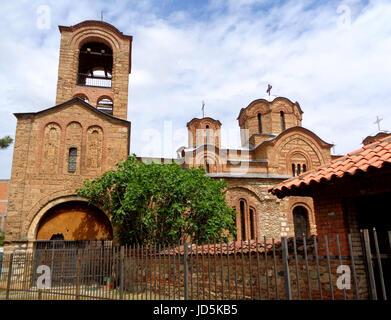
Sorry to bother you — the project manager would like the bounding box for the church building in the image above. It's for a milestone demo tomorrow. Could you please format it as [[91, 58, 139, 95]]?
[[3, 20, 335, 247], [4, 21, 132, 245], [177, 95, 334, 240]]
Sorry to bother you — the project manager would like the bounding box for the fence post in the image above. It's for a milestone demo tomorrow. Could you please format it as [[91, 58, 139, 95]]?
[[120, 246, 124, 300], [5, 253, 14, 300], [281, 237, 292, 300], [183, 243, 189, 300], [373, 228, 387, 300], [75, 250, 81, 300], [362, 229, 377, 300]]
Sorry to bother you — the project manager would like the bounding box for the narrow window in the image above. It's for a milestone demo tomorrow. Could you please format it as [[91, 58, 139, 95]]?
[[249, 208, 255, 240], [257, 113, 262, 134], [297, 164, 301, 175], [280, 111, 286, 131], [293, 206, 310, 238], [240, 200, 246, 240], [292, 163, 296, 176], [205, 162, 210, 173], [68, 148, 77, 173], [303, 164, 307, 172], [206, 125, 210, 145]]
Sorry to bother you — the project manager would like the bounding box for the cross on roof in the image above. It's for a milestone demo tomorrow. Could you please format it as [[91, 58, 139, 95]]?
[[266, 84, 272, 96], [374, 116, 383, 131]]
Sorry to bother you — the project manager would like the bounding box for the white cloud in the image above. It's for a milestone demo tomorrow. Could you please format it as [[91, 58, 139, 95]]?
[[0, 0, 391, 178]]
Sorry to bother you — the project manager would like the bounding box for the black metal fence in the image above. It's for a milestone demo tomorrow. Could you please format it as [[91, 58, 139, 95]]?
[[0, 229, 389, 300]]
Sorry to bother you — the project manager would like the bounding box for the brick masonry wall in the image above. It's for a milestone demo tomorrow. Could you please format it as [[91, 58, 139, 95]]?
[[56, 22, 132, 121], [312, 167, 391, 255], [187, 118, 221, 148], [224, 178, 317, 240], [123, 252, 368, 300], [238, 98, 303, 143], [5, 101, 130, 243]]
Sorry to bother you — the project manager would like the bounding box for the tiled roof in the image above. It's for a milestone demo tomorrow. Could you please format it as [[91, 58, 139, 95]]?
[[269, 135, 391, 198], [148, 238, 316, 256]]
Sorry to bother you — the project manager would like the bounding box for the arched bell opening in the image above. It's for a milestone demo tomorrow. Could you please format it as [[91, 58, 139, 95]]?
[[77, 42, 113, 88]]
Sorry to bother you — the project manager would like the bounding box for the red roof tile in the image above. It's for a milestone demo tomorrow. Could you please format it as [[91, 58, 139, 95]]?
[[148, 238, 317, 256], [269, 135, 391, 198]]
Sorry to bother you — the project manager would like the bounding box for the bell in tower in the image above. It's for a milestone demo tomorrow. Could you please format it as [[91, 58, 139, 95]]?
[[56, 21, 133, 120]]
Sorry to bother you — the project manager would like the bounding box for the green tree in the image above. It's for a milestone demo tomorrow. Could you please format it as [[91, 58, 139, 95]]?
[[0, 136, 13, 149], [77, 155, 236, 246], [0, 231, 4, 246]]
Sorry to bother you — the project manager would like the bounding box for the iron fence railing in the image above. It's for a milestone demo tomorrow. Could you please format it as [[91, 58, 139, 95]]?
[[0, 229, 389, 300]]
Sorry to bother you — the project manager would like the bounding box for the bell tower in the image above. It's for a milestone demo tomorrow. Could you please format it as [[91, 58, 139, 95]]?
[[55, 21, 133, 120], [237, 97, 303, 147]]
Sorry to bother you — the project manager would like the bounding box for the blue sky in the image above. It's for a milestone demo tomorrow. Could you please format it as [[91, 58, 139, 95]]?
[[0, 0, 391, 178]]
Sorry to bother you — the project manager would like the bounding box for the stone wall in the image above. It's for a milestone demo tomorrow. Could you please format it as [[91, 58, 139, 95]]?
[[5, 101, 130, 243], [123, 251, 368, 300], [224, 178, 316, 240], [56, 21, 132, 121]]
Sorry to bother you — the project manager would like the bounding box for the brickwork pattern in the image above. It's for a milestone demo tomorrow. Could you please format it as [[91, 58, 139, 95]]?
[[56, 21, 132, 120], [5, 101, 130, 242]]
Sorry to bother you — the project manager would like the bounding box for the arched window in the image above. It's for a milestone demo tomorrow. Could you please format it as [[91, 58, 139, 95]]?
[[97, 97, 113, 115], [257, 113, 262, 134], [240, 200, 246, 241], [206, 125, 210, 144], [205, 161, 210, 173], [293, 206, 310, 238], [77, 42, 113, 88], [68, 148, 77, 173], [292, 164, 296, 176], [249, 208, 256, 240], [280, 111, 286, 131], [303, 164, 307, 172], [297, 164, 301, 175], [74, 94, 89, 104]]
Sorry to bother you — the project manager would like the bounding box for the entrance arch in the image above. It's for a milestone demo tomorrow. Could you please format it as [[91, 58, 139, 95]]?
[[36, 201, 113, 240]]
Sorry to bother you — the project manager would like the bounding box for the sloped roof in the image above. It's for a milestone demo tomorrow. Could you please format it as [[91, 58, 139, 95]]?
[[269, 135, 391, 198], [14, 97, 131, 125], [251, 126, 333, 151], [186, 117, 222, 127], [237, 96, 303, 120], [155, 238, 316, 256]]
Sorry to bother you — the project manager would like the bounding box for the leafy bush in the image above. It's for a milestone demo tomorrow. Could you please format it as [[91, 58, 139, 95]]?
[[78, 155, 236, 246]]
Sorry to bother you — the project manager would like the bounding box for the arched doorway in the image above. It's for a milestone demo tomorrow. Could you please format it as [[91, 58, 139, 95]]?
[[36, 201, 113, 241], [293, 206, 310, 238], [33, 201, 113, 286]]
